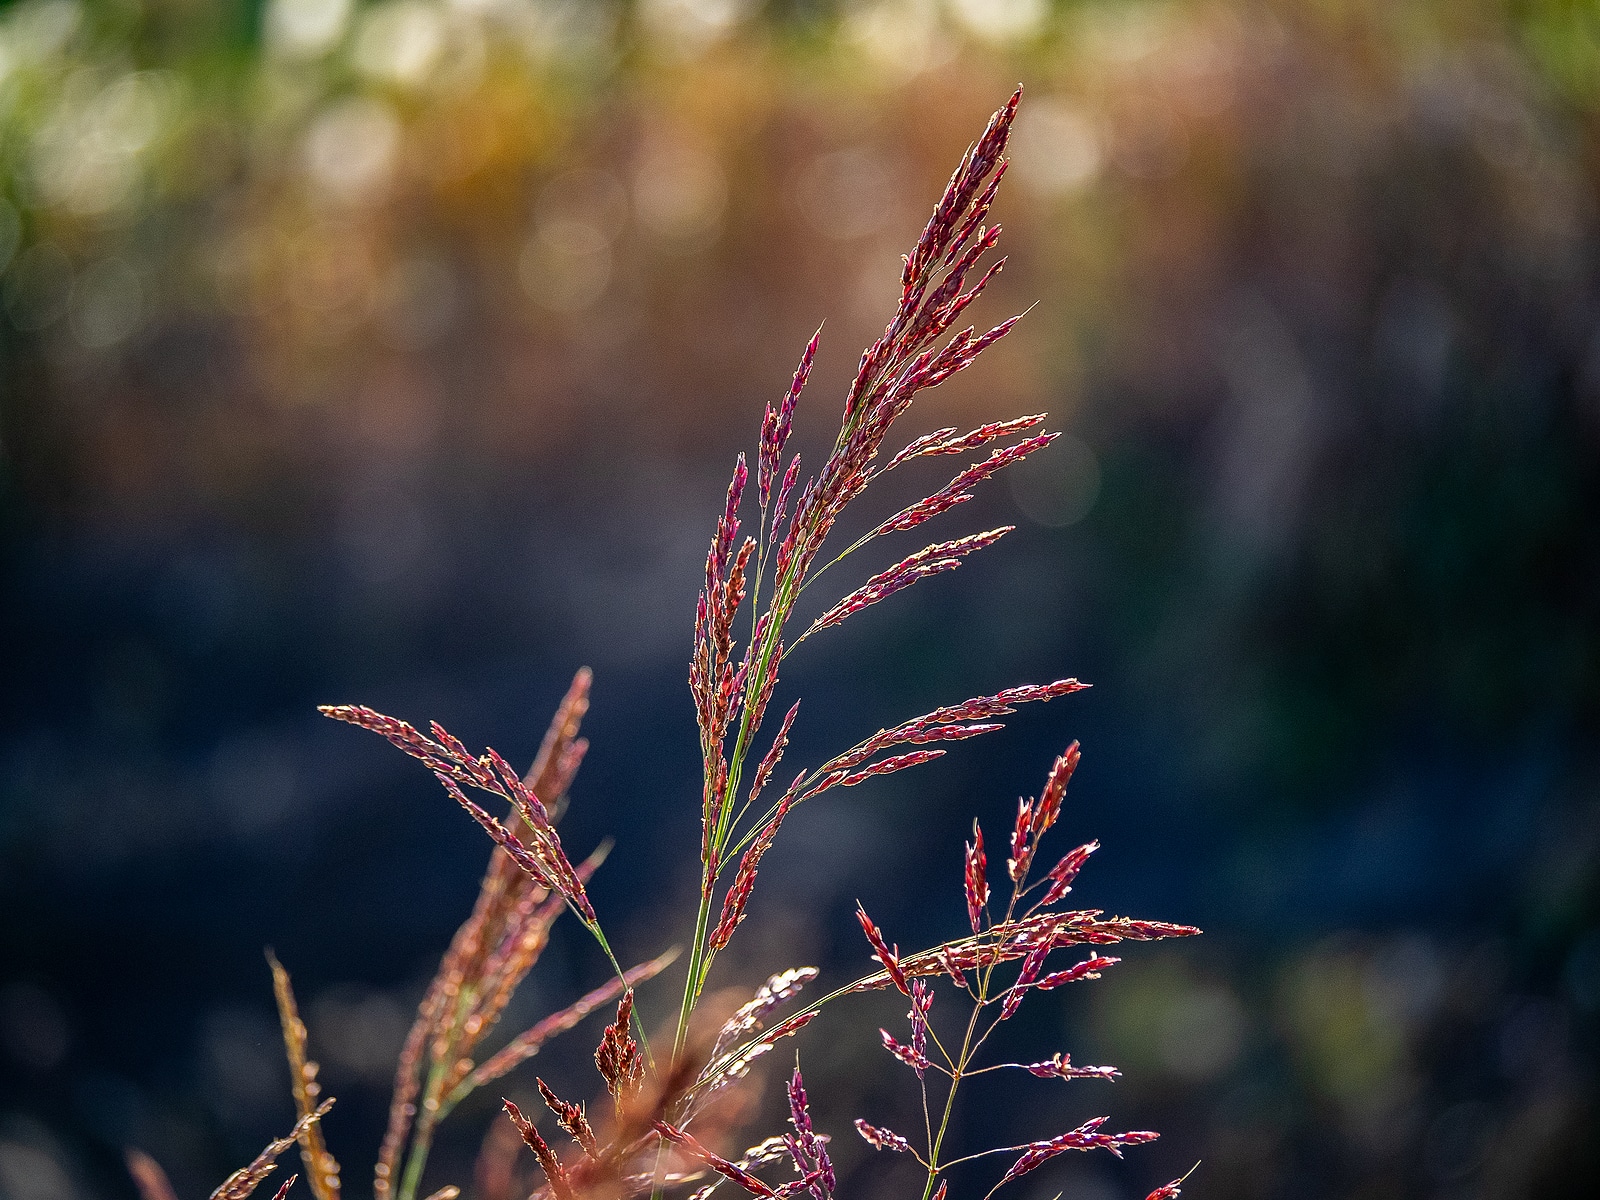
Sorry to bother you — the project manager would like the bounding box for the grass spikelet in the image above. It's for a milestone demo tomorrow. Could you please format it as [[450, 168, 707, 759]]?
[[818, 680, 1087, 777], [883, 415, 1046, 472], [907, 981, 932, 1079], [879, 1029, 927, 1075], [867, 434, 1056, 540], [745, 701, 799, 811], [937, 949, 968, 989], [835, 748, 945, 789], [855, 905, 909, 996], [760, 333, 819, 512], [798, 528, 1012, 641], [319, 705, 595, 922], [709, 968, 819, 1062], [1022, 1053, 1119, 1081], [1000, 943, 1047, 1019], [1007, 797, 1034, 883], [994, 1119, 1160, 1186], [595, 991, 644, 1105], [784, 1069, 834, 1200], [1143, 1165, 1200, 1200], [834, 912, 1196, 995], [695, 1011, 819, 1105], [1033, 743, 1079, 838], [654, 1122, 777, 1198], [211, 1101, 333, 1200], [462, 950, 677, 1097], [1035, 954, 1118, 991], [710, 793, 793, 951], [503, 1099, 572, 1200], [965, 823, 989, 934], [852, 1121, 911, 1154], [537, 1078, 600, 1161], [1039, 840, 1099, 906]]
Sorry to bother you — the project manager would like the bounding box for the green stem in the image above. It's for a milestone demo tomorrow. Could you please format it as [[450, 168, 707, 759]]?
[[921, 874, 1026, 1200], [394, 1060, 448, 1200], [671, 893, 715, 1064], [586, 917, 655, 1067], [922, 985, 986, 1200], [684, 561, 801, 1029]]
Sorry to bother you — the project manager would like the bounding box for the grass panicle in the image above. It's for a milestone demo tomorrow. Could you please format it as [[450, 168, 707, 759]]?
[[155, 87, 1200, 1200]]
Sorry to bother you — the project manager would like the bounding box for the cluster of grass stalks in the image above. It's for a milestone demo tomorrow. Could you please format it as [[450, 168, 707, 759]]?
[[124, 89, 1197, 1200]]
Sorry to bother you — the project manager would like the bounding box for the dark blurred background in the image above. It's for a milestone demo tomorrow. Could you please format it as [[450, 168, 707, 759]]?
[[2, 3, 1597, 1200]]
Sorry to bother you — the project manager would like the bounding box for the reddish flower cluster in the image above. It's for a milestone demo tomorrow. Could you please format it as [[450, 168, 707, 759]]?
[[318, 703, 594, 923], [312, 673, 669, 1200], [783, 1070, 835, 1200], [866, 434, 1056, 540], [908, 981, 933, 1079], [966, 822, 990, 934], [997, 1118, 1161, 1182], [709, 968, 820, 1063], [1042, 838, 1099, 905], [846, 911, 1198, 993], [801, 527, 1013, 639], [1010, 742, 1079, 882], [851, 1121, 911, 1155], [654, 1123, 779, 1199], [855, 903, 910, 996], [846, 741, 1199, 1197], [883, 414, 1047, 473], [879, 1029, 925, 1074], [671, 85, 1084, 1059], [1023, 1053, 1120, 1082], [536, 1078, 600, 1160], [817, 679, 1088, 785], [1036, 954, 1119, 991], [594, 991, 645, 1106], [710, 793, 793, 951], [260, 88, 1203, 1200], [503, 1100, 572, 1200]]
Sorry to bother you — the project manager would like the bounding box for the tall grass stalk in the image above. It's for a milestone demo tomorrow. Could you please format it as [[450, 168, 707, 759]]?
[[126, 89, 1199, 1200]]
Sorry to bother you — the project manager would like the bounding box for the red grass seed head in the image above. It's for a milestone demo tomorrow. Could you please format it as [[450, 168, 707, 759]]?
[[855, 904, 910, 995], [852, 1121, 911, 1154], [654, 1122, 777, 1199], [1023, 1053, 1120, 1081], [502, 1099, 571, 1200], [1008, 796, 1035, 883], [1036, 955, 1119, 990], [1041, 839, 1100, 906], [965, 822, 989, 934], [999, 1119, 1159, 1183], [1035, 742, 1080, 837]]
